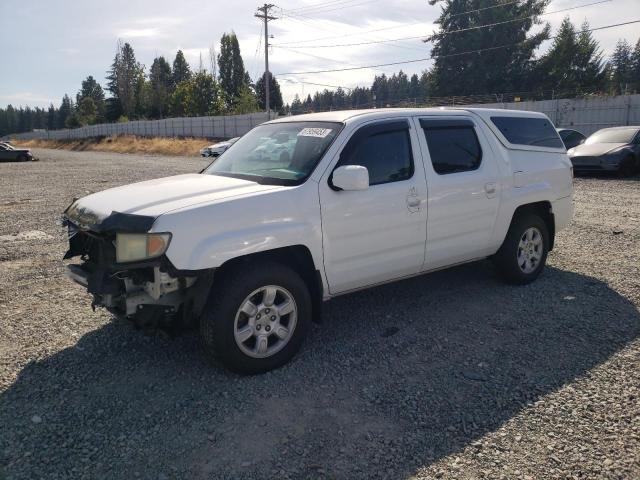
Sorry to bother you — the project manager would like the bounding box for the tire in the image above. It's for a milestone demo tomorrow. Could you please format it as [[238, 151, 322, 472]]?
[[617, 156, 636, 178], [492, 213, 549, 285], [17, 154, 28, 162], [200, 261, 311, 374]]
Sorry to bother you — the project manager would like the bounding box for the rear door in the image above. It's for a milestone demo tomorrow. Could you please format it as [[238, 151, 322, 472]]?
[[414, 116, 500, 270]]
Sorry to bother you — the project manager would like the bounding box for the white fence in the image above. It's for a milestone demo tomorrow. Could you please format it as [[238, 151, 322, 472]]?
[[467, 94, 640, 136], [5, 112, 271, 141], [5, 95, 640, 141]]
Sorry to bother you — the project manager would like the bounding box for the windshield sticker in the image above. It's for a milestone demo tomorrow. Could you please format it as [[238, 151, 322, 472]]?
[[297, 127, 332, 138]]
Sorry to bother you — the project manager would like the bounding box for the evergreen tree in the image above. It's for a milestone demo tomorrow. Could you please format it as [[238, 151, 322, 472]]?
[[218, 32, 250, 102], [537, 17, 578, 93], [630, 38, 640, 92], [232, 84, 259, 114], [76, 75, 105, 122], [78, 97, 97, 125], [58, 94, 73, 128], [428, 0, 550, 95], [610, 39, 633, 94], [149, 56, 173, 118], [47, 104, 56, 130], [172, 50, 192, 85], [575, 21, 606, 92], [290, 94, 303, 115], [106, 41, 145, 118], [255, 72, 283, 112], [408, 74, 421, 100]]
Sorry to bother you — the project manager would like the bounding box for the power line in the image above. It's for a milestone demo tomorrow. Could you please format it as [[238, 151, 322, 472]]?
[[281, 78, 354, 91], [278, 0, 378, 18], [273, 0, 612, 49], [274, 19, 640, 75], [276, 0, 524, 46], [275, 3, 428, 52], [280, 0, 376, 16]]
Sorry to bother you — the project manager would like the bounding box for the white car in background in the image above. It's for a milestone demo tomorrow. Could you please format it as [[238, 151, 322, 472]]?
[[200, 137, 240, 157]]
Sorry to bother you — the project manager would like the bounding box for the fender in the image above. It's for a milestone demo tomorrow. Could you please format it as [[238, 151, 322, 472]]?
[[490, 180, 555, 252], [150, 180, 327, 288]]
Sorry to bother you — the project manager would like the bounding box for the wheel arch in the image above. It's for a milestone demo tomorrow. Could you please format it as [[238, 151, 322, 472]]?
[[211, 245, 324, 323], [508, 201, 555, 251]]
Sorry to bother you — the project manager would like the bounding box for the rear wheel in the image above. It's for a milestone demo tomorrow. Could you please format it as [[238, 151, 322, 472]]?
[[493, 213, 549, 285], [200, 261, 311, 374], [617, 156, 636, 177]]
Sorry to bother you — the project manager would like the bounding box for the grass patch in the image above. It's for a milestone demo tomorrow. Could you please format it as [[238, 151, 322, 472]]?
[[16, 135, 220, 157]]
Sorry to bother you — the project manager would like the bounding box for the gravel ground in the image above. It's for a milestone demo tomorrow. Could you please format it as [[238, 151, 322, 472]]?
[[1, 149, 639, 480]]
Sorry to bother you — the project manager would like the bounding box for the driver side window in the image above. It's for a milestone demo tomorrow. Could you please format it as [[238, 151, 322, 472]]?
[[338, 122, 414, 186]]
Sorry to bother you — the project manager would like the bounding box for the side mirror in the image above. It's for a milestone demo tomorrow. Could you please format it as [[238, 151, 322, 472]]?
[[332, 165, 369, 191]]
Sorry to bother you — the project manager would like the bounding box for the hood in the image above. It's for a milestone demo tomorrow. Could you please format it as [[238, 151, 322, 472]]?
[[569, 142, 627, 157], [66, 174, 282, 224], [210, 142, 231, 149]]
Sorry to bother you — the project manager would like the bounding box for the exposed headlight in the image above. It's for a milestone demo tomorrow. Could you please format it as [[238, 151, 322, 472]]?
[[116, 233, 171, 263]]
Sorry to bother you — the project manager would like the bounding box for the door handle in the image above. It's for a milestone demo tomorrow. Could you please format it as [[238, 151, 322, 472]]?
[[484, 182, 497, 198], [406, 187, 421, 212]]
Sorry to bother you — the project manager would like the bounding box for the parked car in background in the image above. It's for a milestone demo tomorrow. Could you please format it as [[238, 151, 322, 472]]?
[[200, 137, 240, 157], [0, 143, 34, 162], [567, 126, 640, 176], [557, 128, 586, 150], [63, 108, 573, 374]]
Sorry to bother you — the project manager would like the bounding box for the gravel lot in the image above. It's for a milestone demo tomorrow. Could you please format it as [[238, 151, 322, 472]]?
[[1, 149, 639, 480]]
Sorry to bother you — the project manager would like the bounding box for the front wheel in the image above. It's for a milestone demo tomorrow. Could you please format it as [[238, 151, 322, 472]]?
[[200, 262, 311, 374], [492, 213, 549, 285]]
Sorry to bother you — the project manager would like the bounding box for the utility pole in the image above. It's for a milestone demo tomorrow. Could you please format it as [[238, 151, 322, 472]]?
[[255, 4, 277, 119]]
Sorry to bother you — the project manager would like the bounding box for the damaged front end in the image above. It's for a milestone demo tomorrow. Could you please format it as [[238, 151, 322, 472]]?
[[62, 207, 212, 330]]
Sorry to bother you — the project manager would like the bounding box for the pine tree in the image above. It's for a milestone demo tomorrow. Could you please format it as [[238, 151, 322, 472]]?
[[47, 104, 56, 130], [78, 97, 97, 125], [218, 32, 249, 103], [428, 0, 550, 96], [172, 50, 192, 85], [537, 17, 578, 93], [610, 39, 633, 94], [76, 76, 105, 123], [149, 56, 173, 118], [575, 21, 606, 92], [255, 72, 283, 112], [58, 95, 73, 129], [106, 41, 145, 118], [630, 38, 640, 92]]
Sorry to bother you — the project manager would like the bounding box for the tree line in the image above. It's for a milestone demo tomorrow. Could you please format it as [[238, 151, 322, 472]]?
[[0, 32, 283, 137], [2, 2, 640, 137], [289, 14, 640, 115]]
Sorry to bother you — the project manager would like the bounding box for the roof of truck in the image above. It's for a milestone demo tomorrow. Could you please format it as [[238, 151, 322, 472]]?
[[267, 107, 549, 124]]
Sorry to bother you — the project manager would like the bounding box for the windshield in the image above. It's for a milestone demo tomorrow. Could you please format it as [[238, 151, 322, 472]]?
[[204, 121, 342, 185], [585, 128, 638, 145]]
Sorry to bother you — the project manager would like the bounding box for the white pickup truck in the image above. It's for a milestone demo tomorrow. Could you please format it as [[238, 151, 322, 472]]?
[[63, 108, 573, 373]]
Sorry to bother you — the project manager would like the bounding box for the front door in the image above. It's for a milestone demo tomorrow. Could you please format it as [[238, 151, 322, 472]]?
[[319, 119, 428, 294]]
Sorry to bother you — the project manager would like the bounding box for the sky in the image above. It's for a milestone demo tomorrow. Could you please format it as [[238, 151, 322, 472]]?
[[1, 0, 639, 109]]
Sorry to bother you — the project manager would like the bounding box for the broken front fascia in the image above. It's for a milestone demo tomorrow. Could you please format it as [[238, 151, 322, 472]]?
[[62, 206, 210, 322]]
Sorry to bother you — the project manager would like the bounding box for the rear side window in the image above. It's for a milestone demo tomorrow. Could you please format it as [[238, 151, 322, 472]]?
[[491, 116, 563, 148], [421, 124, 482, 175], [339, 122, 413, 185]]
